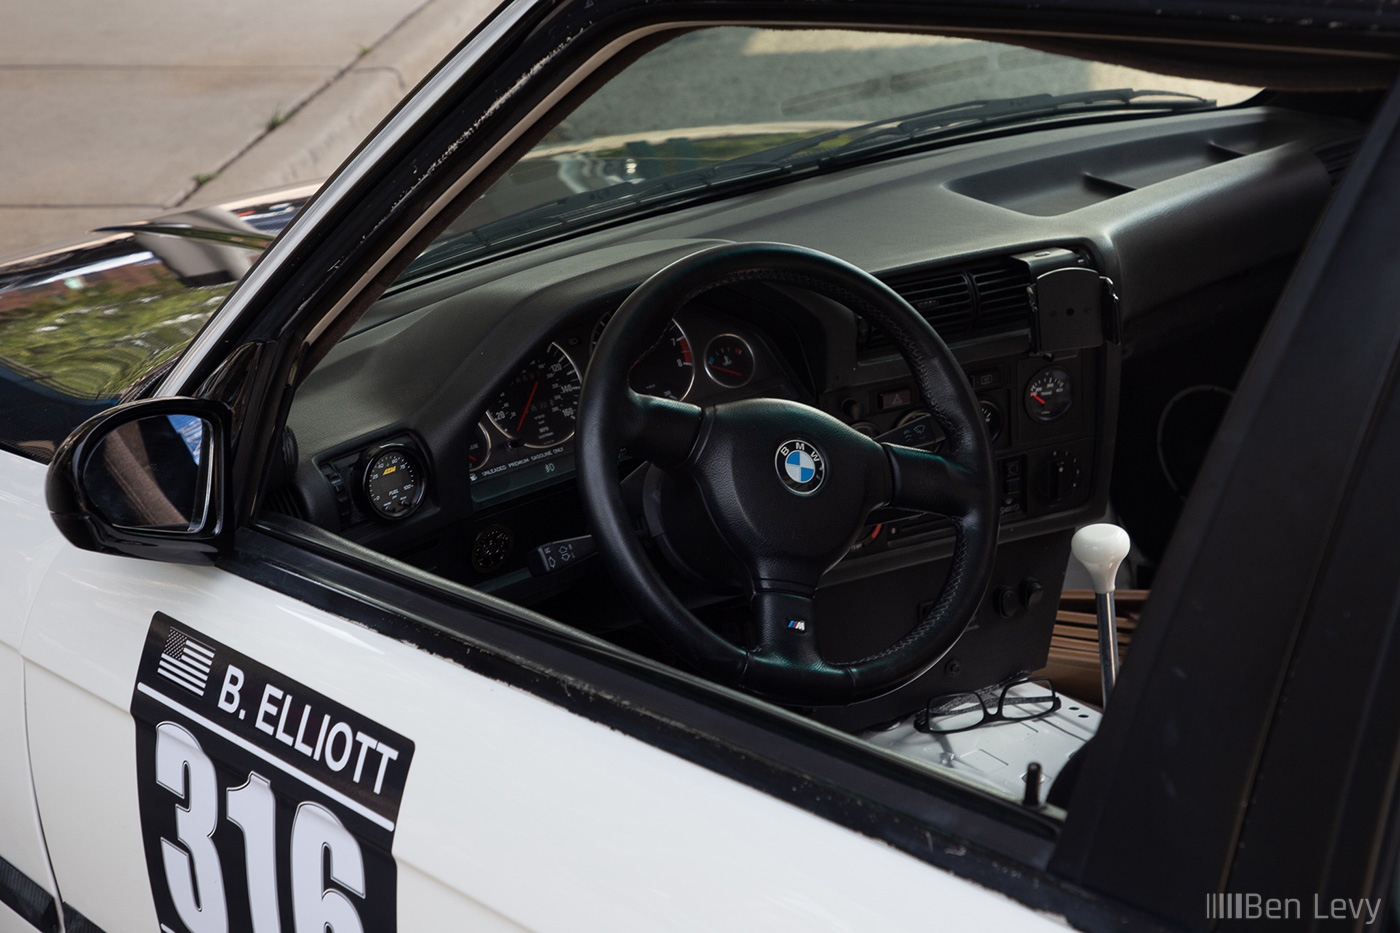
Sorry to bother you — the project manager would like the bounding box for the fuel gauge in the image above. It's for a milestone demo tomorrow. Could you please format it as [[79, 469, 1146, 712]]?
[[467, 422, 492, 476]]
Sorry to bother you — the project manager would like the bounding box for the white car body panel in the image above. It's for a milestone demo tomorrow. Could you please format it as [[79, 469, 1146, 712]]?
[[0, 454, 65, 927], [1, 450, 1069, 931]]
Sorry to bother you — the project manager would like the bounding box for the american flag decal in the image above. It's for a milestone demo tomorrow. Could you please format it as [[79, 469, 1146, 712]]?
[[157, 628, 214, 696]]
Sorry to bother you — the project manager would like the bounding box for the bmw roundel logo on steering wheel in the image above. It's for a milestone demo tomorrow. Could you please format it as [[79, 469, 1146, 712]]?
[[775, 439, 825, 495]]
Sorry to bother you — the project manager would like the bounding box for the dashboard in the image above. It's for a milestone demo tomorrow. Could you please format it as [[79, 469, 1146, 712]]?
[[275, 103, 1359, 723]]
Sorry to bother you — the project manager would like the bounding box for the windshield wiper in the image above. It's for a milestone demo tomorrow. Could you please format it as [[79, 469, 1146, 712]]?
[[809, 88, 1214, 167]]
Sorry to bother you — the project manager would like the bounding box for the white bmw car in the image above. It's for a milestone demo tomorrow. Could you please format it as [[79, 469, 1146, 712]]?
[[3, 0, 1399, 930]]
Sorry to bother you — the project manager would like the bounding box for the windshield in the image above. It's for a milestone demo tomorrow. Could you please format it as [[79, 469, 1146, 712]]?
[[399, 27, 1257, 283]]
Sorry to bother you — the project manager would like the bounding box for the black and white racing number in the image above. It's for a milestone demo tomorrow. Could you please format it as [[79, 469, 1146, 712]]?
[[131, 615, 414, 933], [157, 724, 227, 932]]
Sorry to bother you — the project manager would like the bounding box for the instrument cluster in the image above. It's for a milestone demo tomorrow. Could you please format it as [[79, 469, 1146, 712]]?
[[464, 304, 775, 506]]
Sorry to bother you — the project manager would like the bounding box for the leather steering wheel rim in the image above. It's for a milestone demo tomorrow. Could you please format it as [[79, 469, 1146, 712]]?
[[578, 242, 998, 706]]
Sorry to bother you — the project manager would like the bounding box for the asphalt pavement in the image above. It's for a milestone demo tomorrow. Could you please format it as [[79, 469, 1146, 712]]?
[[0, 0, 496, 259]]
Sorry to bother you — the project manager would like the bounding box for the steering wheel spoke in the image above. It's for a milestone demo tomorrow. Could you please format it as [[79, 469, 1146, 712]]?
[[883, 442, 982, 518], [750, 590, 822, 662], [619, 390, 703, 467]]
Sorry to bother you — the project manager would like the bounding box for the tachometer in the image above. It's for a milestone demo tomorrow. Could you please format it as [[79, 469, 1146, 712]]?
[[486, 344, 582, 448], [591, 312, 694, 400]]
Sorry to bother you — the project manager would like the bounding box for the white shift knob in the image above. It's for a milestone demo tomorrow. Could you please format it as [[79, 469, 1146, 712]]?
[[1072, 523, 1131, 594]]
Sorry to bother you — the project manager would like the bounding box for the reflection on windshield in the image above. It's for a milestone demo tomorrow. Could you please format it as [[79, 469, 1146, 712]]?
[[0, 254, 232, 401], [400, 28, 1256, 282]]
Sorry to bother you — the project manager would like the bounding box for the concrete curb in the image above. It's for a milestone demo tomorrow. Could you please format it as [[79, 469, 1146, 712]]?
[[189, 0, 494, 207]]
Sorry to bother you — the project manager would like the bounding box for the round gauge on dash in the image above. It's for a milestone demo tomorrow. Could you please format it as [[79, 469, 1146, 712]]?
[[1025, 367, 1074, 422], [467, 422, 492, 476], [487, 344, 582, 448], [591, 312, 695, 400], [362, 446, 427, 520], [704, 334, 754, 388]]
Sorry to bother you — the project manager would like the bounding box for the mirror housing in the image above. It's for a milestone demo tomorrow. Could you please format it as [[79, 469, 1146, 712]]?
[[46, 397, 233, 563]]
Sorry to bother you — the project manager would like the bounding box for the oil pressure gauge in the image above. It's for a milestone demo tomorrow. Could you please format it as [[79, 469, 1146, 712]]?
[[1025, 366, 1074, 422], [362, 445, 427, 520]]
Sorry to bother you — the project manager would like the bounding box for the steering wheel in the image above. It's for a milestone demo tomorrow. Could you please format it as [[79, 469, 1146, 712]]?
[[578, 243, 998, 706]]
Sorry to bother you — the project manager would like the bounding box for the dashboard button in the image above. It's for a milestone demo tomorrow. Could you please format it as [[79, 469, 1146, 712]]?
[[878, 387, 913, 410]]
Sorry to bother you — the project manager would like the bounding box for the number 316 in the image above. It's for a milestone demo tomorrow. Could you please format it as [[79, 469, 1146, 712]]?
[[155, 722, 367, 933]]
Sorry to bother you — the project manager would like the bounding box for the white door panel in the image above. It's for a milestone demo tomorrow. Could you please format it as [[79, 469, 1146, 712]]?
[[0, 454, 65, 649], [396, 865, 530, 932], [0, 455, 66, 921], [391, 661, 1064, 933], [24, 663, 156, 931], [0, 649, 60, 919], [22, 535, 1062, 932]]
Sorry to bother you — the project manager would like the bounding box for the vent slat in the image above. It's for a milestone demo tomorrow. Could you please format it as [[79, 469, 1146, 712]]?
[[866, 257, 1033, 350]]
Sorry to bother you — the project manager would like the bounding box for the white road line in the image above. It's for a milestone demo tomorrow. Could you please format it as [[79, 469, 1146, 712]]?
[[136, 682, 395, 832]]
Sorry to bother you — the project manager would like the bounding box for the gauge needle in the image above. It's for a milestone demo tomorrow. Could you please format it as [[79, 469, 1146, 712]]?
[[517, 380, 539, 432], [1032, 393, 1046, 405], [710, 364, 743, 377]]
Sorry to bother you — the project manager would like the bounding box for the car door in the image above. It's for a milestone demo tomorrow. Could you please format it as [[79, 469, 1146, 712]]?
[[19, 511, 1076, 933]]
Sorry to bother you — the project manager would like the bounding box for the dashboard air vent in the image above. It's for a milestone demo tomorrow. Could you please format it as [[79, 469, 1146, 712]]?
[[969, 259, 1034, 331], [867, 256, 1034, 350], [885, 268, 973, 335], [1315, 137, 1362, 187]]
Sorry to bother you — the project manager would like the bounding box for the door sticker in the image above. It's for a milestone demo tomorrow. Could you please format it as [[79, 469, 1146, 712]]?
[[130, 613, 414, 933]]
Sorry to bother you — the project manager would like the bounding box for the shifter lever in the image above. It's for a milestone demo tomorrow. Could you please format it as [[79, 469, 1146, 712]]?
[[1071, 523, 1131, 707]]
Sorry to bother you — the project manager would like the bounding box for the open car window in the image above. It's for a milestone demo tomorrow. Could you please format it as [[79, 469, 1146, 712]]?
[[271, 13, 1357, 883]]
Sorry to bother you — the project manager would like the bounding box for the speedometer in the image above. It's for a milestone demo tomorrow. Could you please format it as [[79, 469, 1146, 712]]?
[[486, 344, 582, 448]]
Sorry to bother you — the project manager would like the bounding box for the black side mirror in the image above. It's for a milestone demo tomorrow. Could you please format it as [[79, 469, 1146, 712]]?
[[46, 397, 232, 562]]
